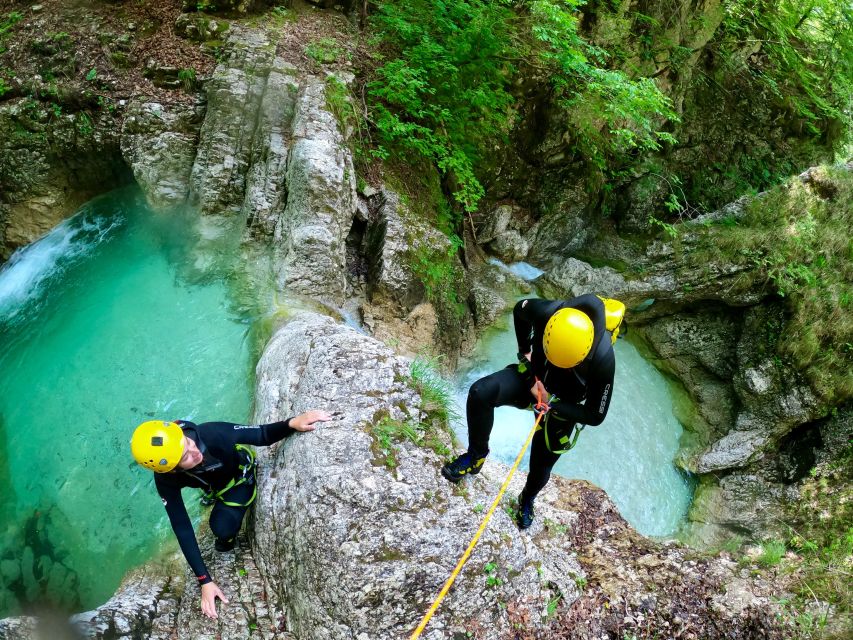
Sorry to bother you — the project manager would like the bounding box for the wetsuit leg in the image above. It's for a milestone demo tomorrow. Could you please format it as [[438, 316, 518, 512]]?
[[522, 423, 572, 500], [467, 366, 533, 458], [208, 476, 255, 550]]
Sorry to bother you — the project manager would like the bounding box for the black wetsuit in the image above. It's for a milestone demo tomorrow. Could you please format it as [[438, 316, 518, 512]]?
[[467, 294, 615, 499], [154, 419, 295, 585]]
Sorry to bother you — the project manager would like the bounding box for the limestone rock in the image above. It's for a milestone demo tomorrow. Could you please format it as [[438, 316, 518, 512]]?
[[180, 0, 271, 13], [120, 100, 204, 210], [189, 27, 277, 216], [175, 13, 230, 42], [251, 312, 581, 638], [273, 75, 356, 304], [0, 98, 129, 260], [241, 58, 300, 235]]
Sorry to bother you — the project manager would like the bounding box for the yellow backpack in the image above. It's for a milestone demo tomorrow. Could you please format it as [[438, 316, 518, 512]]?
[[597, 296, 627, 344]]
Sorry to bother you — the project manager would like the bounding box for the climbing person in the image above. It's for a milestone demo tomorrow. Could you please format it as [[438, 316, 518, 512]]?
[[130, 411, 331, 619], [441, 294, 624, 529]]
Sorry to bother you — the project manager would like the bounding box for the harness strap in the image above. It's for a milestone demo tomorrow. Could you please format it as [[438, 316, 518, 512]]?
[[201, 445, 257, 508]]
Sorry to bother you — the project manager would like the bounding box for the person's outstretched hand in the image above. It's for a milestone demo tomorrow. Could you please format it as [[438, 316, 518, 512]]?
[[290, 409, 332, 432], [201, 581, 228, 619]]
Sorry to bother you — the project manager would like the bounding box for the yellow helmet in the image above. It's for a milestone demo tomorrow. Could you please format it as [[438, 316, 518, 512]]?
[[131, 421, 185, 472], [543, 308, 594, 368]]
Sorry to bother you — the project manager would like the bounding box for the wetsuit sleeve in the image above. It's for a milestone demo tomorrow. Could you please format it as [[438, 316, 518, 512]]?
[[550, 350, 615, 426], [514, 299, 556, 385], [155, 479, 212, 585], [223, 420, 296, 446]]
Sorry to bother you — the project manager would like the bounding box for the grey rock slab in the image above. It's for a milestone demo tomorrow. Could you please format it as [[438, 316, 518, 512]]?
[[696, 429, 769, 473], [273, 76, 356, 304], [120, 100, 203, 210], [241, 58, 300, 235], [189, 27, 277, 216]]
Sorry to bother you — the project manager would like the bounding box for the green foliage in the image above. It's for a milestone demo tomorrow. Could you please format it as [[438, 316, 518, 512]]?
[[178, 68, 197, 92], [76, 112, 94, 137], [757, 540, 786, 567], [409, 235, 465, 322], [715, 0, 852, 141], [648, 215, 679, 239], [0, 11, 22, 39], [85, 68, 97, 82], [689, 166, 853, 402], [305, 37, 343, 64], [370, 416, 419, 468], [268, 5, 296, 26], [785, 439, 853, 617], [546, 593, 562, 617], [367, 1, 677, 211], [368, 356, 455, 468], [0, 77, 10, 98], [409, 354, 457, 455], [526, 0, 678, 166], [483, 561, 503, 588], [0, 10, 22, 56]]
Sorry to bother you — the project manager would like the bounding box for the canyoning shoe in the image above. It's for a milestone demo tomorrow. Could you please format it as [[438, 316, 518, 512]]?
[[441, 452, 486, 483], [516, 493, 535, 530], [214, 537, 235, 552]]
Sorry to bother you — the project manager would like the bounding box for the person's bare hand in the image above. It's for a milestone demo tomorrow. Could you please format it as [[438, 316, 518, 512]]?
[[200, 581, 228, 619], [530, 380, 549, 404], [290, 409, 332, 432]]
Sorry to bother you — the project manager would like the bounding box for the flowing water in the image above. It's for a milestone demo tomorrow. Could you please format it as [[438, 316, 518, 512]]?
[[0, 188, 271, 616], [452, 305, 694, 537]]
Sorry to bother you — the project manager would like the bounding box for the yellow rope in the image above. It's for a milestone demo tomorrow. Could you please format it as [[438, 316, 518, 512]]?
[[408, 412, 544, 640]]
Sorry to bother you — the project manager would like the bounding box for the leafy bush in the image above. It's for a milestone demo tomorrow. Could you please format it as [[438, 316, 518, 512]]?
[[367, 0, 677, 211], [305, 38, 344, 64], [715, 0, 852, 140]]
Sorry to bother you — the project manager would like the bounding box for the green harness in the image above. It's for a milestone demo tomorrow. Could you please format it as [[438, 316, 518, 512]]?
[[200, 444, 257, 508], [542, 416, 585, 454], [531, 401, 585, 454]]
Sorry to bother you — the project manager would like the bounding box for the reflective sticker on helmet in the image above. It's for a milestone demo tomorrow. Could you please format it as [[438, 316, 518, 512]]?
[[151, 436, 163, 446], [160, 458, 168, 466]]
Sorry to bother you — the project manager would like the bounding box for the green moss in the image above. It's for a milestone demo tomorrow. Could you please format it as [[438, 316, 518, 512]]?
[[784, 436, 853, 617], [681, 166, 853, 403]]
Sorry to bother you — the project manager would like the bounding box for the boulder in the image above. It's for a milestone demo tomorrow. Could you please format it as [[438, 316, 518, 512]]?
[[175, 13, 230, 42], [250, 311, 582, 638]]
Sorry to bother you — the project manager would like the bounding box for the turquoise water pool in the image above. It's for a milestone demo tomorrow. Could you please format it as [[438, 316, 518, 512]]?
[[452, 312, 694, 537], [0, 189, 266, 616]]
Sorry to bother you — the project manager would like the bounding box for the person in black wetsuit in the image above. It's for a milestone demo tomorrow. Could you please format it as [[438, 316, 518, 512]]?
[[130, 410, 330, 619], [441, 294, 619, 529]]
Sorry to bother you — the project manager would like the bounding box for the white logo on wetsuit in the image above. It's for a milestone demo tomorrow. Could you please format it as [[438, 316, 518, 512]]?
[[233, 424, 261, 429], [599, 384, 610, 413]]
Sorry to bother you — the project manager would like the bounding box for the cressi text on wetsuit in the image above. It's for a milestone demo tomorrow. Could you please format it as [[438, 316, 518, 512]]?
[[154, 419, 296, 585]]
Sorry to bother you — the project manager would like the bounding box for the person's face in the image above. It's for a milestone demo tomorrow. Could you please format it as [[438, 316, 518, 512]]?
[[176, 436, 203, 470]]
